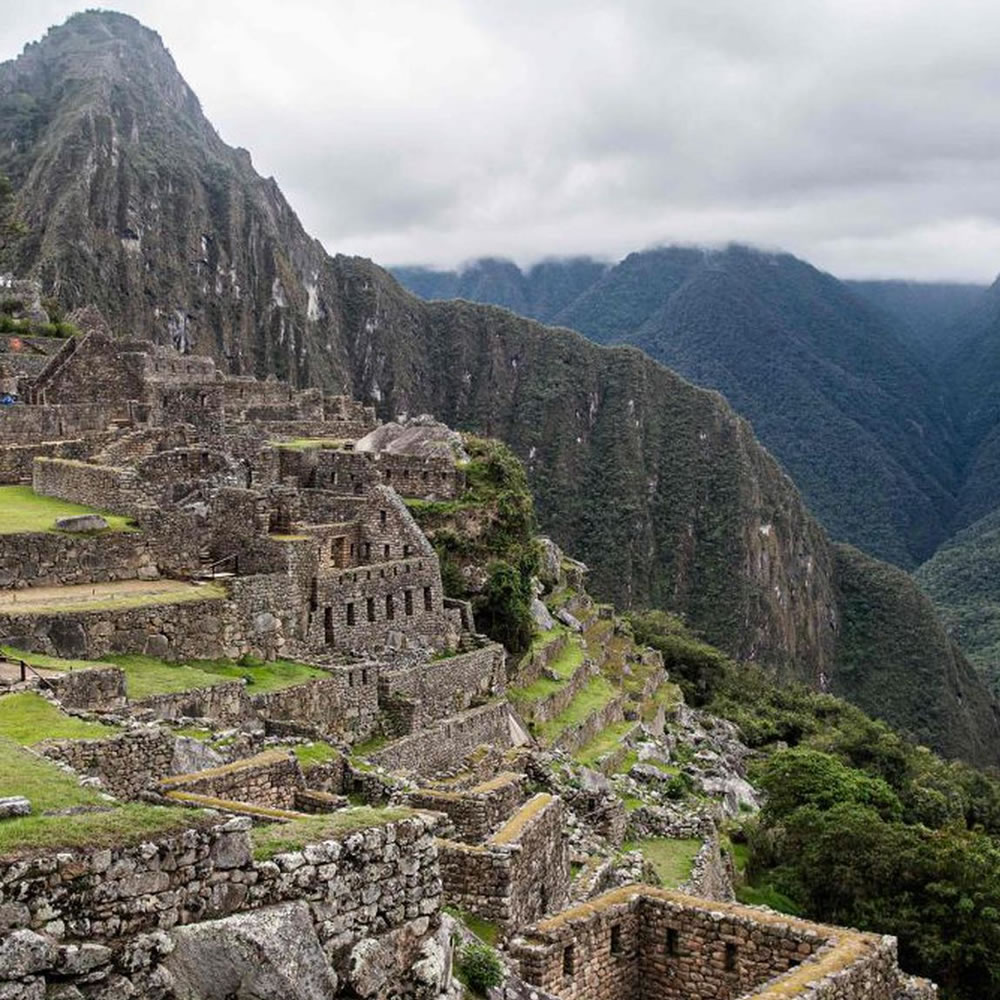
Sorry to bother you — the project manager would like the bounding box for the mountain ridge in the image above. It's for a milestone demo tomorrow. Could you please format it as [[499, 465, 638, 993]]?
[[3, 9, 998, 764]]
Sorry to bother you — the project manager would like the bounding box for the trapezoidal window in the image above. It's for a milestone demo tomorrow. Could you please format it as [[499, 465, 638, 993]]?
[[324, 607, 334, 645], [562, 945, 574, 977], [346, 602, 356, 626], [386, 594, 395, 621], [667, 928, 679, 957], [610, 924, 622, 955], [423, 586, 432, 611], [725, 943, 738, 972], [367, 597, 376, 622], [379, 509, 387, 527], [404, 590, 413, 616]]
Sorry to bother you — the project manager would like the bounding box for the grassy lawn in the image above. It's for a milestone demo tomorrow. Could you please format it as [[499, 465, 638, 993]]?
[[508, 638, 585, 707], [251, 807, 414, 860], [535, 675, 617, 745], [0, 486, 134, 534], [642, 682, 683, 721], [0, 692, 118, 744], [293, 741, 340, 769], [0, 736, 105, 810], [623, 837, 702, 888], [9, 650, 329, 699], [573, 721, 637, 768], [0, 738, 205, 857], [443, 906, 501, 947]]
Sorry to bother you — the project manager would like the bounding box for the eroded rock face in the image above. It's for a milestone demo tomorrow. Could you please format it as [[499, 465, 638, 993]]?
[[163, 902, 338, 1000]]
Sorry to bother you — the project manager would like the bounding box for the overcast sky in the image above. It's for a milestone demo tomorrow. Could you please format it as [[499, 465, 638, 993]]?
[[3, 1, 1000, 281]]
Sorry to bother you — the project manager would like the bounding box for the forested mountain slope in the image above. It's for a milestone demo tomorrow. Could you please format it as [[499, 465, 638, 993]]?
[[3, 10, 997, 764], [396, 248, 962, 569]]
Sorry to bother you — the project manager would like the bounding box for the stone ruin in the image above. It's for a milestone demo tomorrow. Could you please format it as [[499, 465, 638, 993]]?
[[0, 330, 936, 999]]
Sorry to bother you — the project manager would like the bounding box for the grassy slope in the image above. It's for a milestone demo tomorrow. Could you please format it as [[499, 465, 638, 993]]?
[[0, 691, 117, 743], [0, 485, 134, 533]]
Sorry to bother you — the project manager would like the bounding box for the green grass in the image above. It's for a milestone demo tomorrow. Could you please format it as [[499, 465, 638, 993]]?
[[293, 741, 339, 769], [0, 801, 208, 857], [443, 906, 501, 947], [535, 675, 617, 744], [250, 807, 413, 860], [0, 692, 118, 744], [351, 732, 390, 758], [0, 736, 105, 811], [271, 438, 348, 451], [735, 883, 803, 915], [0, 738, 206, 857], [573, 721, 637, 768], [623, 837, 702, 888], [0, 486, 134, 534], [101, 654, 328, 698], [173, 727, 213, 741]]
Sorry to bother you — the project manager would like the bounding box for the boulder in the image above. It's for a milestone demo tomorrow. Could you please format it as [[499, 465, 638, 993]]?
[[555, 608, 582, 632], [0, 796, 30, 818], [530, 597, 554, 631], [164, 901, 338, 999], [54, 514, 109, 533], [0, 930, 57, 978]]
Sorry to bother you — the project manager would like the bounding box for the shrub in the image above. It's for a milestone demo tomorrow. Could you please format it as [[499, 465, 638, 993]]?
[[458, 941, 503, 995]]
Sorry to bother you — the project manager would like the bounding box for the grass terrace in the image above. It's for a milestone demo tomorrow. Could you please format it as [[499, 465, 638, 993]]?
[[271, 438, 349, 451], [573, 721, 637, 769], [2, 647, 328, 699], [250, 806, 414, 860], [508, 637, 585, 707], [104, 654, 328, 698], [623, 836, 702, 888], [0, 737, 206, 857], [0, 691, 118, 744], [534, 675, 617, 745], [444, 906, 501, 947], [293, 741, 340, 770], [0, 485, 134, 534]]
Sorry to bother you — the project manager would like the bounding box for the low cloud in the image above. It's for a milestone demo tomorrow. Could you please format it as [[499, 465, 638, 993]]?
[[3, 0, 1000, 280]]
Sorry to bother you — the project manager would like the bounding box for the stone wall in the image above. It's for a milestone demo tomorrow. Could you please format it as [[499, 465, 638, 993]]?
[[380, 644, 506, 732], [0, 530, 160, 589], [509, 886, 935, 1000], [0, 813, 445, 1000], [371, 700, 522, 778], [0, 402, 110, 442], [160, 750, 305, 810], [436, 794, 570, 930], [408, 771, 527, 843], [0, 438, 92, 484], [134, 680, 252, 725], [32, 456, 143, 516], [0, 593, 244, 662], [249, 666, 380, 741], [678, 834, 735, 903], [38, 728, 175, 800], [281, 447, 463, 500], [47, 666, 126, 712]]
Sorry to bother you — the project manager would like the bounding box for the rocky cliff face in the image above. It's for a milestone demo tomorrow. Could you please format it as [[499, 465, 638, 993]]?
[[3, 11, 998, 763]]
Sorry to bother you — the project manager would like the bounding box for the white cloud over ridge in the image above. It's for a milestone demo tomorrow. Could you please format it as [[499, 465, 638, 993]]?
[[2, 0, 1000, 281]]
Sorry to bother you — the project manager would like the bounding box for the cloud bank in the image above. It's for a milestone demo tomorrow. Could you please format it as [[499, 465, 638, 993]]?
[[3, 0, 1000, 280]]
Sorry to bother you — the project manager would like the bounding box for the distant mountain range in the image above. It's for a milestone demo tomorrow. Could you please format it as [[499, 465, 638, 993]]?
[[4, 10, 1000, 760]]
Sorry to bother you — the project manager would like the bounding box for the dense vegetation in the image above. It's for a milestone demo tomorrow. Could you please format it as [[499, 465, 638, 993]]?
[[915, 507, 1000, 692], [395, 248, 964, 570], [407, 435, 538, 655], [632, 610, 1000, 1000]]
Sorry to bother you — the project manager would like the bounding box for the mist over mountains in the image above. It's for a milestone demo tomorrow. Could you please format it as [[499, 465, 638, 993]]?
[[4, 10, 1000, 760]]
